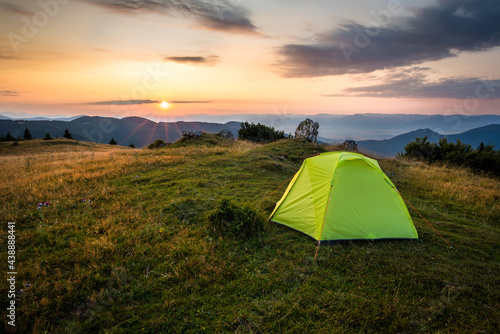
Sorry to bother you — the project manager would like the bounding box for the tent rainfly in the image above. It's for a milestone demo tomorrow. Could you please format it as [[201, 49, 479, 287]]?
[[269, 151, 418, 242]]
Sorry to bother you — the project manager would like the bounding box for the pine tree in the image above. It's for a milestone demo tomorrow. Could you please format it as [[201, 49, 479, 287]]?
[[63, 129, 72, 139], [23, 128, 32, 140], [44, 133, 52, 140], [129, 143, 135, 148], [109, 138, 117, 145], [5, 132, 14, 141]]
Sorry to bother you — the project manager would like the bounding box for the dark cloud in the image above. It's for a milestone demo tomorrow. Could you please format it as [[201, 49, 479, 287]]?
[[326, 71, 500, 99], [279, 0, 500, 77], [164, 55, 219, 66], [0, 54, 19, 60], [85, 0, 257, 34], [0, 90, 20, 96], [88, 99, 158, 105], [0, 1, 34, 15], [169, 100, 211, 103]]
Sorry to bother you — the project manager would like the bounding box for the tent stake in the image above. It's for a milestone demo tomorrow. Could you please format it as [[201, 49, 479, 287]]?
[[314, 240, 321, 260]]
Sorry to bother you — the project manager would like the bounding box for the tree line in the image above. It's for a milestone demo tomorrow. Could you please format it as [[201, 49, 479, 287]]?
[[0, 128, 126, 146], [399, 136, 500, 177], [0, 128, 73, 141]]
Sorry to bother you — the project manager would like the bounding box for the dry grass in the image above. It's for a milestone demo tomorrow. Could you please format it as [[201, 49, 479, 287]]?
[[380, 159, 500, 225]]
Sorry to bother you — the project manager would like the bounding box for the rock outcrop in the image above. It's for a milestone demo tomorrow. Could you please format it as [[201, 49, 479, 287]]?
[[182, 131, 202, 139], [294, 118, 319, 143], [342, 140, 358, 151]]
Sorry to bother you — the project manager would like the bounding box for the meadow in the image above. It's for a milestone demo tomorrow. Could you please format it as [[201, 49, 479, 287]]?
[[0, 137, 498, 333]]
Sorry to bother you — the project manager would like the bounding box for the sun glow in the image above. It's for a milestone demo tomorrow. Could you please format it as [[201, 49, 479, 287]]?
[[160, 101, 170, 109]]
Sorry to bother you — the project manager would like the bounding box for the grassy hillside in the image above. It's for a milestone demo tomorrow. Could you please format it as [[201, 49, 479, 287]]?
[[0, 136, 498, 333]]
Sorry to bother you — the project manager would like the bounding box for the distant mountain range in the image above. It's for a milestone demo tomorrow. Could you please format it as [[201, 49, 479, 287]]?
[[0, 112, 85, 122], [357, 124, 500, 157], [0, 116, 241, 147], [1, 114, 499, 153], [2, 112, 500, 141], [171, 113, 500, 141]]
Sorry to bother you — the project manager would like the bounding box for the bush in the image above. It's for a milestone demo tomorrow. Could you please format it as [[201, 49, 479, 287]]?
[[238, 121, 286, 143], [208, 198, 264, 239], [43, 133, 52, 140], [147, 139, 166, 149], [109, 137, 117, 145], [399, 137, 500, 176]]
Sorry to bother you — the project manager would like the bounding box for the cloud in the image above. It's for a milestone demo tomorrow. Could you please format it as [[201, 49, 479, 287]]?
[[325, 70, 500, 99], [169, 100, 211, 103], [279, 0, 500, 77], [0, 1, 34, 15], [88, 99, 159, 105], [0, 90, 20, 96], [0, 54, 19, 60], [164, 55, 219, 66], [85, 0, 257, 34]]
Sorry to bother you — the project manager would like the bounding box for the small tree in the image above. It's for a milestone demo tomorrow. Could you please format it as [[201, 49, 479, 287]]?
[[43, 133, 52, 140], [5, 132, 14, 141], [63, 129, 72, 139], [109, 138, 117, 145], [398, 136, 435, 161], [129, 143, 135, 148], [23, 128, 32, 140]]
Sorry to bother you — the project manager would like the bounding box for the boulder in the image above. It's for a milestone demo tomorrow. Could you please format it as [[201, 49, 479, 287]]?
[[182, 131, 202, 139], [342, 140, 358, 151], [294, 118, 319, 143]]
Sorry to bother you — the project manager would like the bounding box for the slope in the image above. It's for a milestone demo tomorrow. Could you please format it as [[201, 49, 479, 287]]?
[[0, 137, 498, 333]]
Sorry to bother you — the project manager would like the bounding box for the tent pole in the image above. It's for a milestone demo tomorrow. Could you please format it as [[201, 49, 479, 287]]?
[[315, 185, 334, 260]]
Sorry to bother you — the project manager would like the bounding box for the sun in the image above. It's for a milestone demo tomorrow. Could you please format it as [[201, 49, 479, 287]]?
[[159, 101, 170, 109]]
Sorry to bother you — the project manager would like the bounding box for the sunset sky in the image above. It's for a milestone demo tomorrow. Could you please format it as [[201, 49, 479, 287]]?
[[1, 0, 500, 120]]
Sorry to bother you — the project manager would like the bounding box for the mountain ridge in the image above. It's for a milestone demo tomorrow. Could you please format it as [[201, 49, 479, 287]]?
[[0, 116, 242, 147], [358, 124, 500, 157], [2, 112, 500, 141], [1, 114, 499, 151]]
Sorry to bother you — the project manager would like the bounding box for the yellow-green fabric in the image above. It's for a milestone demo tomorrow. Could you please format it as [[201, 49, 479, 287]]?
[[269, 152, 418, 241]]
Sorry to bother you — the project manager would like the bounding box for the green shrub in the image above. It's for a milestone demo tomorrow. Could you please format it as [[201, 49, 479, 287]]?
[[208, 198, 264, 239], [147, 139, 166, 149], [399, 136, 500, 176], [238, 121, 286, 143]]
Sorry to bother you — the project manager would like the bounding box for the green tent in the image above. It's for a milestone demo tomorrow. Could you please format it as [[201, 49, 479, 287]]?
[[269, 151, 418, 242]]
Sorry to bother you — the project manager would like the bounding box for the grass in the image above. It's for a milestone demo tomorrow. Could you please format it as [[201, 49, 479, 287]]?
[[0, 136, 498, 333]]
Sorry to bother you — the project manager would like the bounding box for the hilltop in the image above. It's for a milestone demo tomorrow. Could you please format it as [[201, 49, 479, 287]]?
[[0, 136, 498, 333]]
